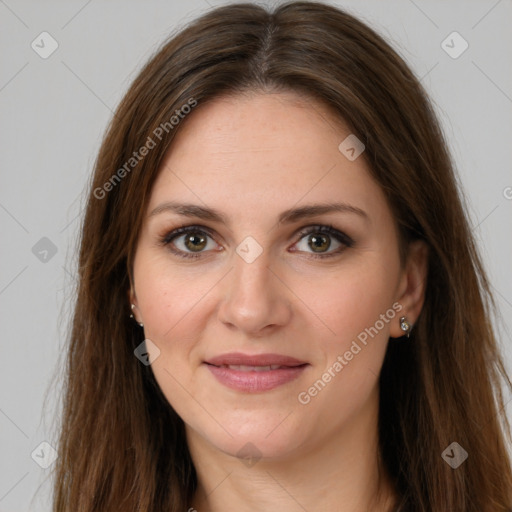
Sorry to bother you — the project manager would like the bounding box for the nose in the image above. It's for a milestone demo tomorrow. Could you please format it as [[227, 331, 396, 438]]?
[[217, 247, 293, 337]]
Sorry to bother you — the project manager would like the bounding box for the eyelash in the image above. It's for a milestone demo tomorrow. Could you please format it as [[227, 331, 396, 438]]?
[[158, 224, 354, 260]]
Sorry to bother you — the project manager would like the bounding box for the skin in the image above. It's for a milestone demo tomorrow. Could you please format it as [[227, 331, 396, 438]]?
[[129, 91, 428, 512]]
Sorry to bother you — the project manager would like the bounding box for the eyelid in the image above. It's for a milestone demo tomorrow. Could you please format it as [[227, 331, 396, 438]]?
[[159, 224, 217, 245], [295, 224, 354, 245], [158, 223, 354, 259], [158, 225, 221, 260]]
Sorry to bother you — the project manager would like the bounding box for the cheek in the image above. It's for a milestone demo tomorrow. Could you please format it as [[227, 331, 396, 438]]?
[[131, 258, 210, 403], [133, 259, 213, 421], [297, 260, 399, 410], [292, 267, 397, 428], [135, 254, 217, 344], [303, 261, 399, 351]]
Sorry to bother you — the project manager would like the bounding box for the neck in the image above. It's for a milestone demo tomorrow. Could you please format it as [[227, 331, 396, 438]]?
[[186, 386, 398, 512]]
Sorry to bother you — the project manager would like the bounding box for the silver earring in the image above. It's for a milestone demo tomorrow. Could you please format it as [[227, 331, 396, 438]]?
[[130, 303, 144, 328], [399, 316, 411, 338]]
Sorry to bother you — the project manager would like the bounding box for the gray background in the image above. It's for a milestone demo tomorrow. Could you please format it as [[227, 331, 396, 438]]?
[[1, 0, 511, 510]]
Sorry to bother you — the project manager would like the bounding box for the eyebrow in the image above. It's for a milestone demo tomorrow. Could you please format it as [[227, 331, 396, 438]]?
[[148, 201, 368, 226]]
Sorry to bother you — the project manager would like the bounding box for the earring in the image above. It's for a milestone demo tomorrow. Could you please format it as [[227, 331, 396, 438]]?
[[399, 316, 411, 338], [130, 304, 144, 328]]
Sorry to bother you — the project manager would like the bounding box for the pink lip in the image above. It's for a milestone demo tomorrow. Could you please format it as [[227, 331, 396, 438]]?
[[204, 352, 309, 392]]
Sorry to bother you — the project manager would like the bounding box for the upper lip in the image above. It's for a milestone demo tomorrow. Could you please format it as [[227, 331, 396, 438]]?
[[205, 352, 307, 367]]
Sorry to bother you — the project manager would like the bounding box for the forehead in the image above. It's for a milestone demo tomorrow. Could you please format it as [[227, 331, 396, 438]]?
[[147, 92, 387, 224], [158, 91, 352, 172]]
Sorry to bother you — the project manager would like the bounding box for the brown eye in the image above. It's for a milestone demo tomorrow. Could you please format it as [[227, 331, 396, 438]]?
[[183, 232, 208, 252], [292, 225, 354, 259], [161, 226, 218, 259], [308, 233, 331, 253]]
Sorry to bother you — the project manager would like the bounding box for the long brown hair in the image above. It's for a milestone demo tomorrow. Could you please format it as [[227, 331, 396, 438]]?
[[52, 2, 512, 511]]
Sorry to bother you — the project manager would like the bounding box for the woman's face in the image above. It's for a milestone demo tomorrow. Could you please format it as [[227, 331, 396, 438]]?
[[130, 91, 419, 460]]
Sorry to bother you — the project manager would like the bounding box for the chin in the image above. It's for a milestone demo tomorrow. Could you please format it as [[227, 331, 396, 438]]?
[[220, 432, 303, 462], [186, 408, 309, 462]]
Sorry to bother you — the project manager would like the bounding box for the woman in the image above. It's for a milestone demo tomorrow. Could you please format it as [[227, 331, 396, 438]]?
[[52, 2, 512, 511]]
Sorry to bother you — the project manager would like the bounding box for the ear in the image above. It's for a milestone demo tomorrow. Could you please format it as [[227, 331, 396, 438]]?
[[389, 239, 429, 338], [128, 284, 143, 325]]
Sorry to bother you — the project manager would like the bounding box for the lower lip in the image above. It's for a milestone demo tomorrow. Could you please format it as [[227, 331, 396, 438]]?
[[205, 364, 308, 392]]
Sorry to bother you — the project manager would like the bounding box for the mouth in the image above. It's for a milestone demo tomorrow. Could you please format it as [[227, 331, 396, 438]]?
[[204, 352, 309, 392], [212, 364, 298, 371]]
